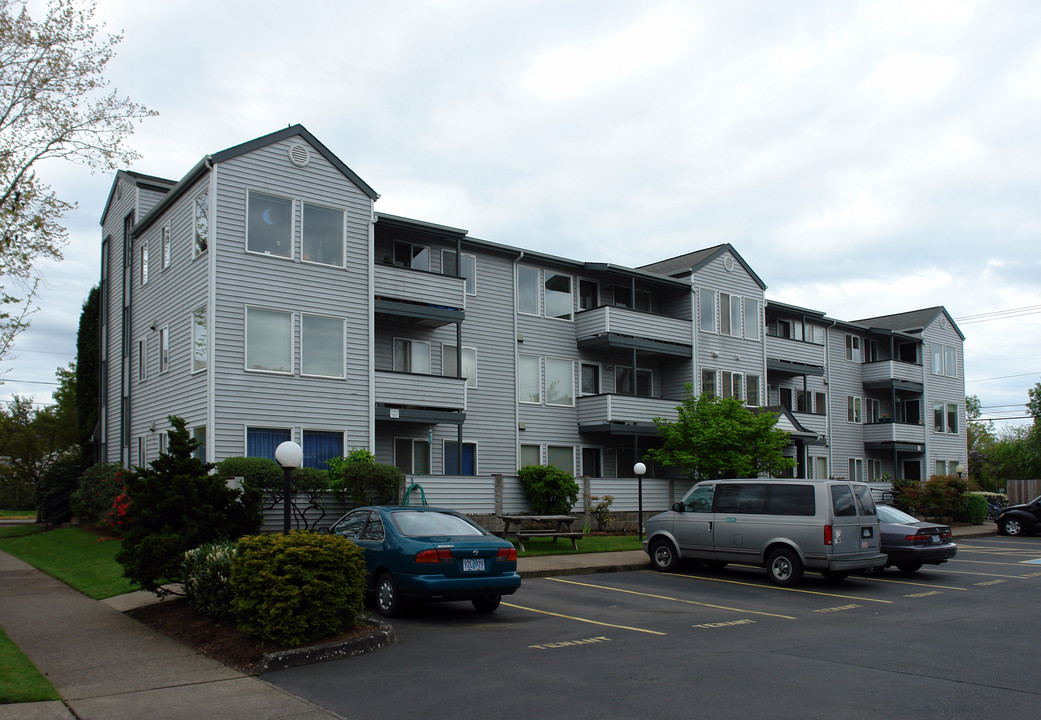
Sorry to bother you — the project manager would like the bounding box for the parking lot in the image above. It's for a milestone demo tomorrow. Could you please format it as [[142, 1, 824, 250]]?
[[269, 536, 1041, 720]]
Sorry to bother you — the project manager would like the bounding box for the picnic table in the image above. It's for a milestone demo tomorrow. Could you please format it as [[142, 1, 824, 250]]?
[[497, 514, 582, 551]]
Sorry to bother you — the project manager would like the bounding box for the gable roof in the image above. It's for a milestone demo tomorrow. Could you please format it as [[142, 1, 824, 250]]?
[[854, 306, 964, 340], [129, 124, 378, 237], [638, 243, 767, 290], [99, 170, 176, 227]]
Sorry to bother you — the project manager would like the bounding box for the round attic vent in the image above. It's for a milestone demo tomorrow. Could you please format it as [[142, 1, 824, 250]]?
[[289, 144, 310, 167], [723, 256, 735, 272]]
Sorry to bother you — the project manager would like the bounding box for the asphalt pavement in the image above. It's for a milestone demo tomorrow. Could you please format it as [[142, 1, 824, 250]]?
[[0, 523, 996, 720]]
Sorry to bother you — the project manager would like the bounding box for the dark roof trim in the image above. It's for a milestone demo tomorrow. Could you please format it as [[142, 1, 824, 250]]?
[[639, 244, 767, 291], [375, 212, 467, 238], [765, 299, 827, 319], [99, 170, 176, 226], [130, 156, 212, 238]]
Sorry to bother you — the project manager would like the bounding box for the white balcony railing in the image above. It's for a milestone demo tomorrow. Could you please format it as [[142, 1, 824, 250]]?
[[375, 370, 466, 410], [374, 263, 466, 310], [577, 393, 681, 426], [862, 360, 924, 386], [863, 421, 926, 445], [575, 306, 691, 347], [765, 335, 825, 367]]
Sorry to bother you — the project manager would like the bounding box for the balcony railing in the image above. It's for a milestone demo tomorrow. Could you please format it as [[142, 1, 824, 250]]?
[[577, 393, 680, 428], [374, 263, 465, 310], [575, 306, 691, 356], [862, 360, 924, 389], [374, 370, 466, 411], [863, 420, 926, 446], [765, 335, 825, 368]]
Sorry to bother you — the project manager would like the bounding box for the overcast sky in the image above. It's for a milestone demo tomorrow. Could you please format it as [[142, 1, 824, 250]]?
[[3, 0, 1039, 427]]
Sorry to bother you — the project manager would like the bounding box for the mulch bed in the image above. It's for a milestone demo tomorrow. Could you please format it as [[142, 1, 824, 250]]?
[[126, 598, 377, 674]]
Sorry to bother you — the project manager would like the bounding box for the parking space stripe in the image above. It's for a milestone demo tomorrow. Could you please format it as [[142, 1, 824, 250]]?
[[546, 577, 796, 620], [858, 576, 967, 591], [501, 602, 667, 635], [934, 569, 1030, 579], [671, 572, 893, 603], [954, 558, 1041, 568]]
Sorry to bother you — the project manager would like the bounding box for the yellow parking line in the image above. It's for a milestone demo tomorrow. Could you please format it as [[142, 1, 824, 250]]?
[[501, 602, 667, 635], [860, 576, 966, 591], [546, 577, 796, 620], [934, 569, 1029, 579], [953, 558, 1041, 568], [671, 572, 893, 604]]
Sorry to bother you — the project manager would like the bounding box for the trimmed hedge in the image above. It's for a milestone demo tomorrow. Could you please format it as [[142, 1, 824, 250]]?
[[517, 465, 579, 515], [182, 541, 237, 621], [231, 531, 366, 646]]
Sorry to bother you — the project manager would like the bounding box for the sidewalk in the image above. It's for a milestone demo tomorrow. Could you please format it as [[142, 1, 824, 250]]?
[[0, 523, 995, 720]]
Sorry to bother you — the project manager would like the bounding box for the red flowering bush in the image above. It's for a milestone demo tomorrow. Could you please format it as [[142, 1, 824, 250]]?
[[101, 488, 132, 533], [71, 462, 127, 525]]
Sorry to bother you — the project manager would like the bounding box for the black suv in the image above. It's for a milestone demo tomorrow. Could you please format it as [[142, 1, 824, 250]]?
[[997, 495, 1041, 536]]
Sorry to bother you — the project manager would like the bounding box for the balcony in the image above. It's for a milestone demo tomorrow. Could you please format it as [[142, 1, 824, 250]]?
[[864, 420, 926, 451], [862, 361, 924, 392], [766, 335, 825, 376], [577, 393, 681, 435], [575, 306, 691, 357], [374, 263, 465, 327], [375, 370, 466, 424]]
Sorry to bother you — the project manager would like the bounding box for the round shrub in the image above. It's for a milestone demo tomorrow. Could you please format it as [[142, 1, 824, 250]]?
[[182, 541, 237, 620], [517, 465, 580, 515], [72, 462, 126, 524], [959, 493, 988, 525], [231, 531, 366, 646]]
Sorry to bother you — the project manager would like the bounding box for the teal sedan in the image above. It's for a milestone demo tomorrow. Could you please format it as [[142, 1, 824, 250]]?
[[325, 506, 521, 617]]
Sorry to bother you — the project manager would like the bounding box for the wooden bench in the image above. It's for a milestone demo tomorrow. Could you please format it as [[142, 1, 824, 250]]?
[[514, 530, 583, 551], [497, 514, 582, 552]]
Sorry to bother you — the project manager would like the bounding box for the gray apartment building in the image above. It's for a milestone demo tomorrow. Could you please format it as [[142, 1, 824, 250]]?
[[97, 125, 967, 493]]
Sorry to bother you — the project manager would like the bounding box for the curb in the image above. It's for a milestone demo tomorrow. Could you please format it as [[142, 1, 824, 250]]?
[[254, 620, 395, 674]]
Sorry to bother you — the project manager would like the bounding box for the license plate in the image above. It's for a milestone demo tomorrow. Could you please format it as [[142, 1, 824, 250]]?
[[463, 558, 485, 572], [932, 535, 940, 543]]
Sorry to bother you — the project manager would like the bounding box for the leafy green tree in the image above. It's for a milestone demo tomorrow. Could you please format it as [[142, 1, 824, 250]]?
[[75, 286, 100, 460], [966, 394, 997, 489], [1027, 380, 1041, 425], [648, 385, 797, 480], [0, 0, 155, 360], [116, 416, 255, 592]]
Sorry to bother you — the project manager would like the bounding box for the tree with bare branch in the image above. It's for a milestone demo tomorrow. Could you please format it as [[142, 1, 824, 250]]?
[[0, 0, 156, 365]]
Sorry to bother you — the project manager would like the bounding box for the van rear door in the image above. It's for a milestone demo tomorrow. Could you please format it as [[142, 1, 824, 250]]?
[[828, 483, 881, 560]]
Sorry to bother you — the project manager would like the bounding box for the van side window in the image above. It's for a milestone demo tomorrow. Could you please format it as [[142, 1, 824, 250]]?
[[767, 484, 815, 516], [683, 485, 715, 513], [852, 485, 877, 516], [830, 485, 857, 517], [715, 484, 767, 514]]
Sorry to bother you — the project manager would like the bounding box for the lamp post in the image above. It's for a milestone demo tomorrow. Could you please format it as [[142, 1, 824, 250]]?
[[955, 463, 966, 480], [275, 441, 303, 535], [633, 462, 646, 540]]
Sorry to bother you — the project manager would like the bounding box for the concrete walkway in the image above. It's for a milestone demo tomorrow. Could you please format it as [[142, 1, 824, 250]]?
[[0, 523, 996, 719]]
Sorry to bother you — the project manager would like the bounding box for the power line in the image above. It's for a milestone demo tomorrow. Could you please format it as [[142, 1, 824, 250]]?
[[0, 379, 59, 386], [966, 371, 1040, 383], [954, 305, 1041, 324]]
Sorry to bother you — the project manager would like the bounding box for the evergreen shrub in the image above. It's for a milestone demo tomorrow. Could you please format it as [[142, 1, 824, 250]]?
[[230, 530, 366, 646], [517, 465, 580, 515], [182, 541, 237, 620]]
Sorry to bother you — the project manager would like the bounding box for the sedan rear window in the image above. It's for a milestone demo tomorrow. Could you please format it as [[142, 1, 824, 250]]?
[[391, 510, 485, 537]]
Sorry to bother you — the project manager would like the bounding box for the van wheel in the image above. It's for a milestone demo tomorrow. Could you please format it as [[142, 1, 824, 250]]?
[[650, 538, 680, 572], [766, 548, 803, 586]]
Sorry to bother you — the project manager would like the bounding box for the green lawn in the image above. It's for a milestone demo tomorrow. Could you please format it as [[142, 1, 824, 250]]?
[[0, 509, 36, 518], [0, 625, 60, 704], [516, 533, 643, 557], [0, 526, 138, 600]]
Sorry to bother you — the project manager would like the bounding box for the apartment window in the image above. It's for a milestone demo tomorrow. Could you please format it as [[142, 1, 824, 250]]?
[[935, 460, 946, 477], [161, 224, 171, 269], [582, 447, 602, 477], [743, 299, 759, 340], [814, 456, 828, 480], [192, 307, 207, 373], [546, 358, 574, 406], [395, 438, 430, 474], [616, 366, 651, 397], [846, 396, 862, 423], [634, 289, 652, 312], [845, 335, 861, 362], [720, 294, 741, 337], [303, 430, 344, 470], [848, 458, 864, 483], [518, 266, 539, 314], [442, 250, 476, 294], [192, 426, 206, 461], [867, 398, 881, 423], [578, 279, 599, 310], [612, 285, 632, 309], [809, 324, 826, 345], [303, 314, 345, 377], [302, 203, 344, 266], [520, 444, 541, 468], [544, 272, 573, 320], [780, 387, 793, 411], [944, 346, 957, 378], [141, 242, 149, 285], [947, 403, 959, 434], [393, 241, 430, 271], [865, 339, 879, 363], [443, 344, 476, 388], [247, 427, 291, 461], [159, 431, 168, 455], [138, 339, 146, 381], [247, 191, 293, 257], [246, 307, 292, 373], [869, 459, 883, 482], [158, 326, 169, 374], [193, 191, 208, 256], [814, 392, 827, 415], [547, 446, 574, 475], [393, 338, 430, 374], [796, 389, 808, 413], [137, 437, 145, 468], [444, 441, 476, 476], [580, 363, 600, 395], [519, 354, 541, 403], [933, 402, 945, 433], [745, 374, 760, 406], [699, 289, 716, 332], [722, 371, 743, 401], [702, 369, 716, 397]]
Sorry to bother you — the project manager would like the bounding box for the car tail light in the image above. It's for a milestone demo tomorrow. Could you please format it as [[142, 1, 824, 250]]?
[[415, 548, 454, 564], [904, 533, 933, 542], [824, 525, 833, 546], [496, 546, 517, 562]]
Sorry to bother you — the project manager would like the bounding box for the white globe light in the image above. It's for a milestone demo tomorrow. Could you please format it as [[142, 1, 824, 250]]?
[[275, 441, 304, 468], [633, 462, 647, 476]]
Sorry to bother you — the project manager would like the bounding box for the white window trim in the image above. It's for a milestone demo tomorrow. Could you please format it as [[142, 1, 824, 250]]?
[[191, 306, 207, 375], [700, 288, 717, 334], [141, 241, 149, 285], [519, 354, 542, 404], [441, 249, 477, 295], [245, 189, 295, 260], [443, 439, 478, 476], [545, 356, 575, 407], [158, 325, 170, 374], [393, 337, 431, 375], [138, 338, 146, 382], [846, 395, 862, 423], [517, 265, 540, 316], [442, 343, 477, 388], [161, 224, 171, 270], [579, 361, 602, 396], [193, 191, 208, 258], [301, 313, 346, 379], [244, 306, 294, 375], [543, 270, 575, 322], [300, 201, 346, 268]]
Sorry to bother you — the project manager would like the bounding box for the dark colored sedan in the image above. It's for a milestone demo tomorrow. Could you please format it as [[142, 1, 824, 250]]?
[[868, 505, 957, 573], [325, 506, 521, 617]]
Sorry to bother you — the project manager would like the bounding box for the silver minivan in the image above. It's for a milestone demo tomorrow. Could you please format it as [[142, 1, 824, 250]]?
[[643, 479, 887, 585]]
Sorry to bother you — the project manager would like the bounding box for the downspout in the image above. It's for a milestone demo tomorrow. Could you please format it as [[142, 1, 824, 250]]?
[[513, 251, 525, 468], [456, 235, 463, 474], [824, 318, 838, 478], [205, 159, 216, 463]]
